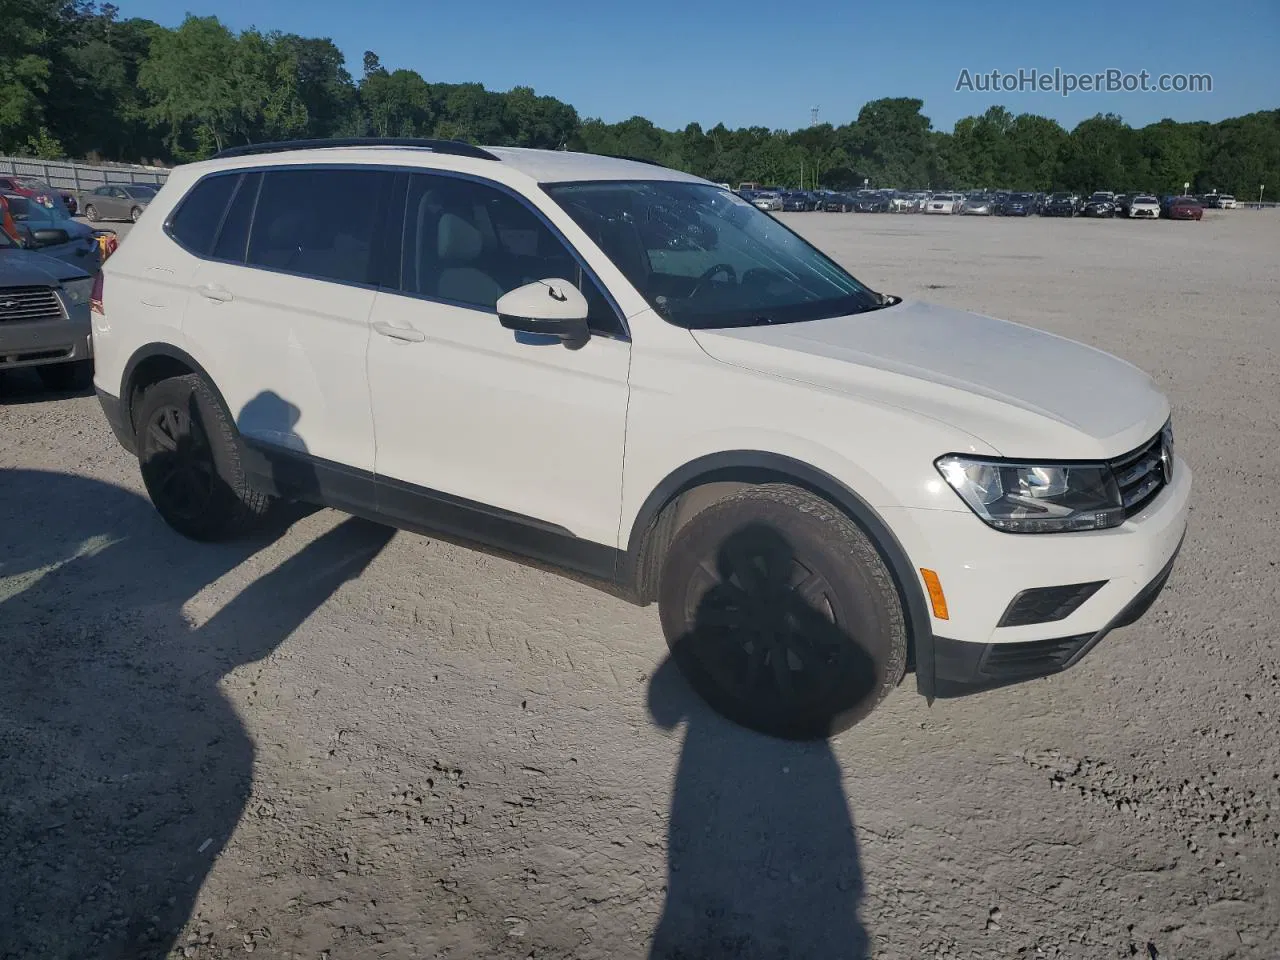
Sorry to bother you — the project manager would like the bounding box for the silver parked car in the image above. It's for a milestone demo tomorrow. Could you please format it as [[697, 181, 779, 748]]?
[[750, 192, 783, 212], [82, 183, 159, 223]]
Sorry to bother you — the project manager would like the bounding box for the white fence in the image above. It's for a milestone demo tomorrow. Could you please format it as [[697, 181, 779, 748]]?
[[0, 156, 170, 194]]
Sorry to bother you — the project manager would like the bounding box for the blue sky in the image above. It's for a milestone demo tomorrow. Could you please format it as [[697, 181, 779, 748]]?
[[115, 0, 1278, 133]]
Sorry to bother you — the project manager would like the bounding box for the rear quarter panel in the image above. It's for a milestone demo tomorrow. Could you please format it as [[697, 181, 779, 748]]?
[[92, 169, 203, 401]]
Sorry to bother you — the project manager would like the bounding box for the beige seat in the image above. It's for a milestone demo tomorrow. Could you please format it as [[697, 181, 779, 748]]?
[[436, 212, 505, 308]]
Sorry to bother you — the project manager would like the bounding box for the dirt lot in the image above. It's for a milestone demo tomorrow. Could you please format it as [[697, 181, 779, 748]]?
[[2, 210, 1278, 960]]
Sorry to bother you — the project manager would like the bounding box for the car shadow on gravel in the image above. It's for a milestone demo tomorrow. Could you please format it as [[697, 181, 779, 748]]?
[[647, 580, 871, 959], [0, 468, 391, 960], [0, 367, 95, 403]]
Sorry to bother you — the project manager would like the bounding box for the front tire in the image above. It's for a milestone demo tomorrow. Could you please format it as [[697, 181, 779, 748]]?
[[136, 374, 271, 541], [85, 204, 100, 222], [657, 484, 908, 740]]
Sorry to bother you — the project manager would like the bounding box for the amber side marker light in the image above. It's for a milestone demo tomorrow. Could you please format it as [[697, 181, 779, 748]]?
[[920, 568, 950, 620]]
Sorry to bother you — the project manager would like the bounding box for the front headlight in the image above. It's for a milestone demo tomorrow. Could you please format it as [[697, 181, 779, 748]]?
[[61, 276, 95, 306], [936, 455, 1124, 533]]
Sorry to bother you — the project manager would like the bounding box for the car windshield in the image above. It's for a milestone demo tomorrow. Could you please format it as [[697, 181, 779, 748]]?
[[4, 193, 73, 223], [1011, 194, 1033, 201], [545, 180, 881, 330], [1135, 195, 1157, 203]]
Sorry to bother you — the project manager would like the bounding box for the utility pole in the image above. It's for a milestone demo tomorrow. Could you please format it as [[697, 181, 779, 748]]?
[[810, 105, 819, 127]]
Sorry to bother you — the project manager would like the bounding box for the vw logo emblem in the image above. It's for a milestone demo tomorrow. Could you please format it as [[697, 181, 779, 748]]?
[[0, 299, 16, 310]]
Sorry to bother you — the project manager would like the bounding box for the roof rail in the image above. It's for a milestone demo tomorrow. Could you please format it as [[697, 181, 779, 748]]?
[[213, 138, 500, 161], [599, 153, 671, 169]]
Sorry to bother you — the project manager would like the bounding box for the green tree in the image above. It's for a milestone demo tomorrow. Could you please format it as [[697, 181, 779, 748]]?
[[278, 35, 358, 138], [138, 15, 244, 155], [1006, 113, 1067, 189], [852, 97, 932, 186], [0, 0, 56, 153], [359, 68, 431, 137], [1197, 111, 1280, 198]]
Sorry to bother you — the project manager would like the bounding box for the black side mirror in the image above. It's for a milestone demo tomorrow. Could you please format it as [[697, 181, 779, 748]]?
[[31, 228, 70, 247]]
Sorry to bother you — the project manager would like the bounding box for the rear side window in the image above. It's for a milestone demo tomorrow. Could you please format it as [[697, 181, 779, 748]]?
[[168, 174, 238, 255], [246, 167, 391, 285]]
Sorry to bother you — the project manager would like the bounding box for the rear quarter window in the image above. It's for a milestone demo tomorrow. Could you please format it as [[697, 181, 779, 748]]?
[[167, 174, 239, 255]]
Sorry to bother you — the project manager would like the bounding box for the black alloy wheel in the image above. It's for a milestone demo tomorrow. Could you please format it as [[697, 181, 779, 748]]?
[[141, 400, 218, 524]]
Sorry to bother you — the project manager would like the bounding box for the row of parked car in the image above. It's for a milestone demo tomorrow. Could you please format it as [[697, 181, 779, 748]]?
[[0, 176, 136, 391], [738, 184, 1228, 221]]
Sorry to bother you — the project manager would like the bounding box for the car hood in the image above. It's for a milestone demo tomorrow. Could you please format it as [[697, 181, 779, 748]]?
[[0, 246, 89, 284], [689, 299, 1168, 459]]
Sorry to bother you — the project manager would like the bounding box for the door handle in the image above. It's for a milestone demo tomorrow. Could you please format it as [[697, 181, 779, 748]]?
[[373, 320, 425, 343], [198, 283, 233, 303]]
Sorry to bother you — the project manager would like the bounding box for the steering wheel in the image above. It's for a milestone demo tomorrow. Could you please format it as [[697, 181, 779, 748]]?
[[688, 262, 737, 299]]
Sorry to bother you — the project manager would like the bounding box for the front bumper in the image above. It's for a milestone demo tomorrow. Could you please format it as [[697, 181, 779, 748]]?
[[883, 454, 1191, 698], [0, 315, 93, 370], [931, 530, 1184, 696]]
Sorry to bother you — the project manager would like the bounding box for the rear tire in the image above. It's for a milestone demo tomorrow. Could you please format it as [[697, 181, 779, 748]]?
[[135, 374, 271, 541], [129, 206, 142, 223], [37, 359, 93, 392], [657, 484, 908, 740]]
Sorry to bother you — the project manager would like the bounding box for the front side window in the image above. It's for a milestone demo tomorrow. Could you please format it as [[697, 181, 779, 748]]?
[[246, 167, 392, 285], [545, 180, 880, 329], [396, 173, 621, 334]]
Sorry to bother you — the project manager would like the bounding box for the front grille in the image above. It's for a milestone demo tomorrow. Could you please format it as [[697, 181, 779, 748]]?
[[998, 581, 1107, 627], [0, 286, 64, 323], [982, 634, 1092, 677], [1110, 429, 1168, 517]]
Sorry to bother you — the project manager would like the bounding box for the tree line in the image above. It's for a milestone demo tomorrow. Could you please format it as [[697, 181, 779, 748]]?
[[4, 2, 1277, 199]]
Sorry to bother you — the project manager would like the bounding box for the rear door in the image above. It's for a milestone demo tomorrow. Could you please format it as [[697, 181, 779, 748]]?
[[180, 165, 394, 481]]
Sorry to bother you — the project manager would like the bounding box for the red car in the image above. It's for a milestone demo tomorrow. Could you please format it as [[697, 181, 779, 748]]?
[[1166, 197, 1204, 221], [0, 175, 77, 215]]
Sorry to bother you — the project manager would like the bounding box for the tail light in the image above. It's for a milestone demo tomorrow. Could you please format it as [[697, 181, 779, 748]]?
[[91, 271, 104, 316]]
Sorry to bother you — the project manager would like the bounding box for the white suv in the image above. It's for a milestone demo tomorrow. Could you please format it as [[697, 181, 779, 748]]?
[[92, 138, 1190, 739]]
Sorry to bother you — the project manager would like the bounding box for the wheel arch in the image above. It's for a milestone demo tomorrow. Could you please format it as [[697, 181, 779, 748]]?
[[623, 450, 936, 699], [120, 343, 231, 442]]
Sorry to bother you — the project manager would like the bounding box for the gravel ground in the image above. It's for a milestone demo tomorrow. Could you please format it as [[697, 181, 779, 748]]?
[[2, 210, 1278, 960]]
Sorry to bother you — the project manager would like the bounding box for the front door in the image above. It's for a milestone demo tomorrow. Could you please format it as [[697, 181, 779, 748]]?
[[367, 172, 630, 551]]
